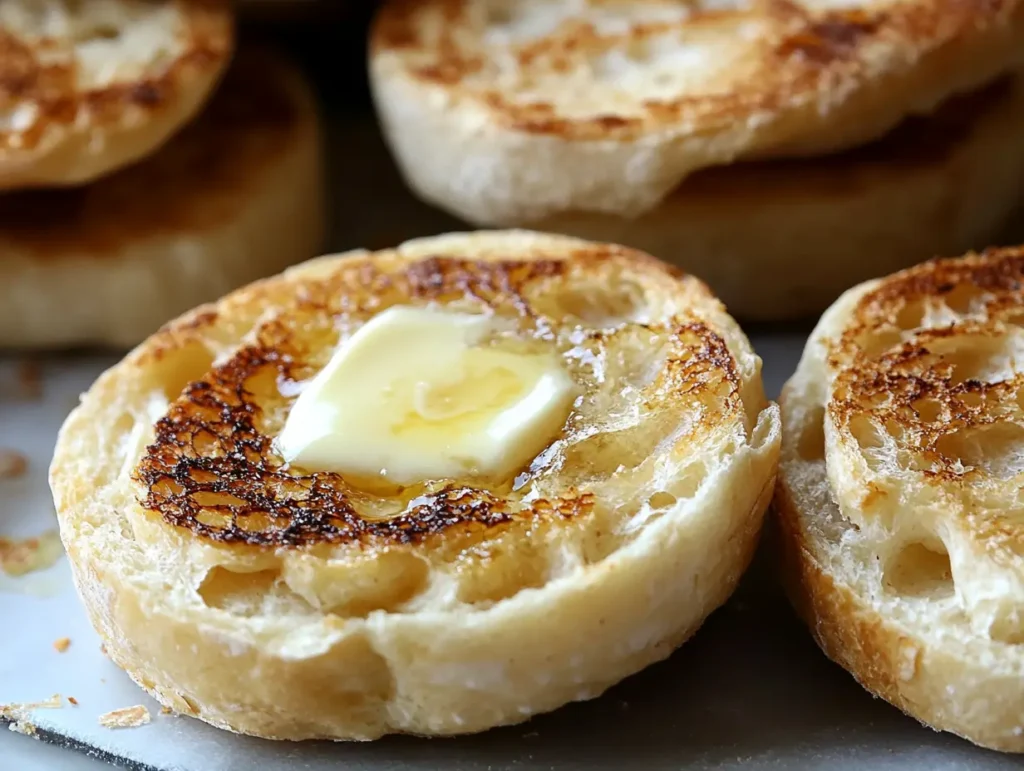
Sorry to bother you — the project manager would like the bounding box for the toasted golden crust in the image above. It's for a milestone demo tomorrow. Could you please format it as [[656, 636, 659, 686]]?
[[775, 246, 1024, 752], [0, 47, 325, 348], [50, 230, 780, 740], [0, 0, 233, 189], [137, 254, 740, 550], [370, 0, 1024, 223], [533, 74, 1024, 320]]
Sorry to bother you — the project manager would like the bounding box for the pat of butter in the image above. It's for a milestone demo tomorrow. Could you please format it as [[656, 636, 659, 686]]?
[[276, 306, 575, 484]]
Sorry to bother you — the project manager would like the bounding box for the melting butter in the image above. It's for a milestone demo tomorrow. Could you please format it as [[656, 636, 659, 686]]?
[[276, 306, 575, 485]]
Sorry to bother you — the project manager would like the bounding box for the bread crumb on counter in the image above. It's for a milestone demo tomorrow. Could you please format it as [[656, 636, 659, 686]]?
[[0, 530, 63, 577], [0, 449, 27, 480], [1, 693, 65, 736], [53, 637, 71, 653], [99, 705, 151, 729], [68, 697, 79, 706]]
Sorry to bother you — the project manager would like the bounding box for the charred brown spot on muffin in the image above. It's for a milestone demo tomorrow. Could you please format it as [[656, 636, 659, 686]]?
[[134, 250, 744, 548]]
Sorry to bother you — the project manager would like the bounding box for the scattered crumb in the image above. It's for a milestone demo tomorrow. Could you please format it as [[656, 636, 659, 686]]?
[[53, 637, 71, 653], [8, 720, 37, 736], [99, 643, 107, 656], [67, 697, 79, 706], [16, 360, 42, 399], [2, 693, 64, 736], [0, 450, 27, 480], [160, 706, 172, 715], [0, 694, 63, 715], [0, 531, 63, 577], [99, 705, 151, 729]]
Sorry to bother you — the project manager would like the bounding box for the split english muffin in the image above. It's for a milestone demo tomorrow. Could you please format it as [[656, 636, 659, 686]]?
[[0, 47, 325, 349], [50, 230, 780, 740], [776, 246, 1024, 752], [0, 0, 233, 190], [369, 0, 1024, 320]]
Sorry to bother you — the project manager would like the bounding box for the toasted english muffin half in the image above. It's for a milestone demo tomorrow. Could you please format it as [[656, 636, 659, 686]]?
[[0, 0, 233, 190], [0, 47, 325, 349], [535, 74, 1024, 321], [776, 246, 1024, 752], [369, 0, 1024, 225], [50, 230, 780, 741]]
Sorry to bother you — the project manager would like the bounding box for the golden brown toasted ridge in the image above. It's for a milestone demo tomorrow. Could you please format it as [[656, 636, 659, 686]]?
[[51, 230, 780, 740], [370, 0, 1024, 224], [776, 245, 1024, 752], [0, 0, 233, 189], [533, 73, 1024, 321], [0, 46, 325, 348]]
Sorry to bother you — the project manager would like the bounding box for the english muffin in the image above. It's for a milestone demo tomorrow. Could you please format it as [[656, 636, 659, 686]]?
[[0, 0, 233, 190], [776, 246, 1024, 752], [0, 47, 325, 349], [370, 0, 1024, 225], [50, 230, 780, 740]]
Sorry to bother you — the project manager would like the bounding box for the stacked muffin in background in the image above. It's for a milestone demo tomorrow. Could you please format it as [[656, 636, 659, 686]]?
[[369, 0, 1024, 321], [0, 0, 325, 348]]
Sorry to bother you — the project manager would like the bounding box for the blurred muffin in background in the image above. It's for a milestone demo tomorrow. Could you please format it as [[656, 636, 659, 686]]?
[[0, 47, 325, 348], [369, 0, 1024, 321]]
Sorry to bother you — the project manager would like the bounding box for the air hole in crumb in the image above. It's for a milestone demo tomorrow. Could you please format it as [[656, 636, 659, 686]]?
[[935, 423, 1024, 478], [192, 491, 246, 508], [647, 491, 677, 510], [198, 566, 312, 617], [859, 328, 903, 361], [797, 407, 826, 462], [673, 459, 708, 499], [456, 546, 549, 606], [912, 398, 943, 424], [199, 567, 280, 611], [941, 283, 985, 315], [195, 509, 229, 529], [849, 415, 885, 450], [940, 344, 1013, 386], [325, 554, 430, 617], [884, 540, 954, 599], [990, 615, 1024, 644], [76, 24, 121, 42], [156, 342, 217, 403], [540, 280, 647, 327], [895, 301, 926, 331]]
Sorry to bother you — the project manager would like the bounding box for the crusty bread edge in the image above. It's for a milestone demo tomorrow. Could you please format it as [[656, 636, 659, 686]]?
[[773, 385, 1024, 753]]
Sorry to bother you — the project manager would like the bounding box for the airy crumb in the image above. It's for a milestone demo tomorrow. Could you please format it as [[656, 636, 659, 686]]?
[[53, 637, 71, 653], [99, 705, 151, 729], [0, 530, 63, 577], [68, 697, 79, 706], [0, 450, 27, 480]]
